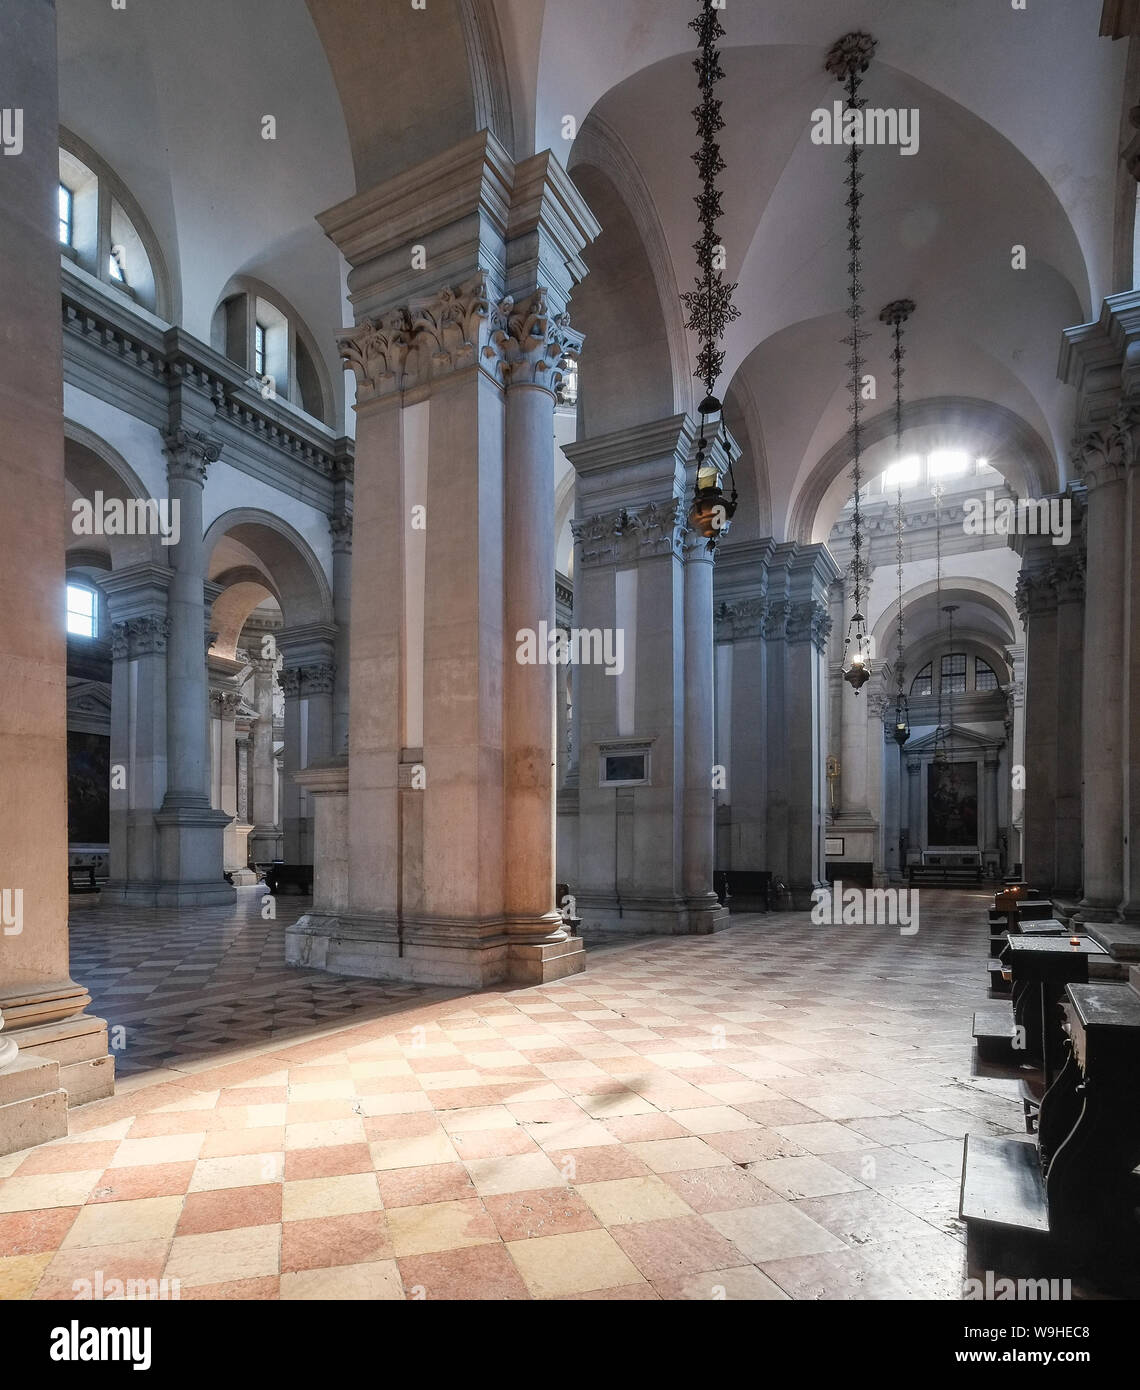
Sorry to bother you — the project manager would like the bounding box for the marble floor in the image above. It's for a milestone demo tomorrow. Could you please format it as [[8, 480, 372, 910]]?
[[0, 887, 1022, 1300]]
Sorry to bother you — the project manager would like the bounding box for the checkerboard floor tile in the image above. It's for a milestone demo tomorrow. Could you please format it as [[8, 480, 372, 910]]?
[[0, 887, 1042, 1299]]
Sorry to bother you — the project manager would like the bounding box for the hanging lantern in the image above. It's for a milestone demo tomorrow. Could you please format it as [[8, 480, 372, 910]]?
[[688, 396, 739, 544], [681, 1, 741, 550], [892, 692, 911, 746], [842, 606, 872, 691]]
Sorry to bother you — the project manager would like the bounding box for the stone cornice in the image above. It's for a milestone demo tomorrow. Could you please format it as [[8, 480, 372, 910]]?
[[62, 267, 353, 507], [318, 131, 517, 281]]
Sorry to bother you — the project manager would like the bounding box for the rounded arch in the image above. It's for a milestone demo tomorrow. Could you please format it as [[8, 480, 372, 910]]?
[[568, 158, 678, 439], [306, 0, 512, 191], [791, 398, 1061, 546], [870, 576, 1020, 669], [63, 422, 165, 568], [203, 509, 334, 634], [569, 113, 691, 418]]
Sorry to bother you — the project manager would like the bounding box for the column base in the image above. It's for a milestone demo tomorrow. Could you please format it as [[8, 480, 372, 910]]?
[[1, 1013, 115, 1106], [574, 893, 730, 935], [286, 912, 587, 987], [1072, 898, 1121, 926], [155, 798, 235, 904], [0, 1054, 68, 1157], [103, 878, 237, 907]]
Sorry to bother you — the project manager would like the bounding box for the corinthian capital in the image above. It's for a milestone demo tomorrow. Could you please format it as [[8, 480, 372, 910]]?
[[1071, 406, 1136, 490], [338, 275, 495, 401], [163, 427, 222, 484], [489, 289, 583, 392]]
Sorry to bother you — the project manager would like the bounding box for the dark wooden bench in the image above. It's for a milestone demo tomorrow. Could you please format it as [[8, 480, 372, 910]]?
[[67, 864, 99, 894], [263, 863, 313, 895], [961, 972, 1140, 1287], [714, 870, 771, 913]]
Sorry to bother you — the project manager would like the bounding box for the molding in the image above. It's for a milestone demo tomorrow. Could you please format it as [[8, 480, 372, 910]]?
[[61, 266, 352, 512]]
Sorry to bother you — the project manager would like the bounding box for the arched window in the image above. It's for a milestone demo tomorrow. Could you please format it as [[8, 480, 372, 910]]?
[[910, 663, 932, 697], [975, 658, 999, 691], [66, 582, 98, 639], [58, 131, 172, 319], [212, 281, 332, 425]]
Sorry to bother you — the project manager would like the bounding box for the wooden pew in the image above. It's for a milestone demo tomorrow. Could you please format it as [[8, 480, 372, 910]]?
[[961, 971, 1140, 1289]]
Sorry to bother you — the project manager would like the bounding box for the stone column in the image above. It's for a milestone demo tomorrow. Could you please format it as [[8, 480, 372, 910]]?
[[330, 512, 353, 755], [1123, 435, 1140, 918], [1005, 646, 1026, 871], [289, 133, 596, 986], [781, 548, 838, 906], [0, 0, 112, 1143], [1052, 549, 1085, 897], [984, 747, 1001, 856], [907, 756, 922, 854], [712, 539, 775, 873], [209, 689, 242, 878], [1072, 430, 1127, 918], [564, 415, 725, 934], [248, 653, 281, 864], [277, 632, 336, 866], [154, 428, 234, 905], [500, 301, 582, 954], [278, 666, 304, 864], [1015, 551, 1060, 893], [681, 535, 721, 916], [101, 566, 170, 900]]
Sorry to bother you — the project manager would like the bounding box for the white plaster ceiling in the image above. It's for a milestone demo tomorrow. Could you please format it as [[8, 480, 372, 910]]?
[[55, 0, 1128, 545]]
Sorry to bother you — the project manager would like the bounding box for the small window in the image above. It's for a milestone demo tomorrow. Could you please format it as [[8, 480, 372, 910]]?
[[941, 652, 967, 695], [66, 583, 97, 638], [975, 660, 999, 691], [600, 749, 649, 786], [108, 247, 125, 283], [58, 183, 73, 245], [254, 322, 267, 378], [910, 663, 932, 697]]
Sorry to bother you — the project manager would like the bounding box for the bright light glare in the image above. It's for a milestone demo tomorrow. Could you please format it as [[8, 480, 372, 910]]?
[[928, 449, 969, 477], [883, 455, 921, 488]]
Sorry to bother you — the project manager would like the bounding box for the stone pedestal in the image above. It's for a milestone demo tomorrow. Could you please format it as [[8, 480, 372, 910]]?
[[292, 132, 596, 985]]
